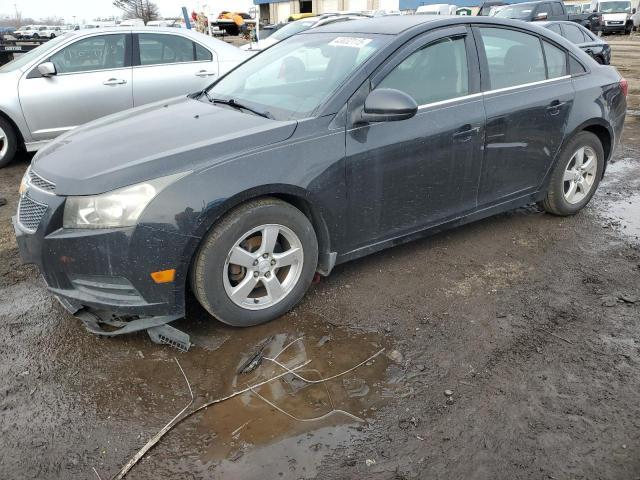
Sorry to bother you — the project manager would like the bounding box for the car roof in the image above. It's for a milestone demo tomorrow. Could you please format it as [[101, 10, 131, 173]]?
[[306, 15, 558, 35]]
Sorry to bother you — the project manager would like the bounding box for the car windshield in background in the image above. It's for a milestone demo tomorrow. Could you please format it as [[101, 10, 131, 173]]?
[[566, 4, 581, 13], [206, 33, 386, 121], [599, 1, 631, 12], [0, 34, 69, 73], [495, 4, 534, 18], [270, 20, 317, 41]]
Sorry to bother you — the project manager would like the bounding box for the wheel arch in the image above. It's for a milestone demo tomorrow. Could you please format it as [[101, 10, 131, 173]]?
[[190, 185, 334, 277], [0, 107, 25, 146]]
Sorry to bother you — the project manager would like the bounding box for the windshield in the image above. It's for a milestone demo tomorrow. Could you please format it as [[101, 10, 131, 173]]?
[[270, 20, 317, 41], [566, 4, 581, 12], [206, 33, 386, 120], [599, 1, 631, 12], [0, 33, 69, 73], [495, 4, 534, 18]]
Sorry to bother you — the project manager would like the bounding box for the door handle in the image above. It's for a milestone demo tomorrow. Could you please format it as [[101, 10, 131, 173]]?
[[195, 70, 216, 77], [452, 125, 480, 141], [103, 78, 127, 86], [546, 100, 566, 115]]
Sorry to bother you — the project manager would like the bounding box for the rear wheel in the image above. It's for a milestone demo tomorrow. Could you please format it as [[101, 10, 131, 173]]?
[[32, 33, 39, 39], [191, 198, 318, 327], [0, 117, 19, 168], [541, 131, 604, 216]]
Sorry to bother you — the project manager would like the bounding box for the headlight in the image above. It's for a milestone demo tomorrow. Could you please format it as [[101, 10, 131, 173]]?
[[63, 173, 186, 229], [19, 166, 30, 196]]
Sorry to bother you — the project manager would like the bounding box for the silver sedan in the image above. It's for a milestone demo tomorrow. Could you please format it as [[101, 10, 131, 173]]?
[[0, 27, 249, 167]]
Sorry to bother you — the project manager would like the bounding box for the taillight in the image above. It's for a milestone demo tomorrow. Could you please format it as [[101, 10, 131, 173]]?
[[620, 78, 628, 97]]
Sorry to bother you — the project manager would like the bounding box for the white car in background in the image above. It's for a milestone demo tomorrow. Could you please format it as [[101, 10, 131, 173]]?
[[39, 26, 65, 38], [0, 27, 250, 167], [14, 25, 40, 39], [242, 13, 369, 51]]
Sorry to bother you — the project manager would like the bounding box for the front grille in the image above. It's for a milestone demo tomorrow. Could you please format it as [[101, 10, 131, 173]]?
[[18, 194, 48, 232], [29, 170, 56, 193]]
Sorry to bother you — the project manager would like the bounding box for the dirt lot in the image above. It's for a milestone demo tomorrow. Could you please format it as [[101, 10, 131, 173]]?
[[1, 41, 639, 480]]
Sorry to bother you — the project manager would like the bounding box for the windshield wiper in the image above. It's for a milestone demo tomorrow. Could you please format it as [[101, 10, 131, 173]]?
[[205, 94, 273, 120]]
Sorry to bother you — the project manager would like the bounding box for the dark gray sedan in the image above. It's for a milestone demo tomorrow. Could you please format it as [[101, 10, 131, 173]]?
[[14, 16, 627, 337], [540, 20, 612, 64]]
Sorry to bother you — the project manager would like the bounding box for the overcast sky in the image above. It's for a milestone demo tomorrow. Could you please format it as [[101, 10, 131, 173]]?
[[0, 0, 212, 22]]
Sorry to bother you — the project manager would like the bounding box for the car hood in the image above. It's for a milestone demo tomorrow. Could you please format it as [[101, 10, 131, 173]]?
[[32, 96, 297, 196]]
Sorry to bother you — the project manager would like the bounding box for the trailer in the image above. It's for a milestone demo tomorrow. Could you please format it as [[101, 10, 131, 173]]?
[[0, 36, 50, 66]]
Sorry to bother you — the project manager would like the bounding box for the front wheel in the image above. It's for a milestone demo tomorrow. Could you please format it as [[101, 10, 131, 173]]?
[[541, 131, 604, 216], [191, 198, 318, 327], [0, 117, 19, 168]]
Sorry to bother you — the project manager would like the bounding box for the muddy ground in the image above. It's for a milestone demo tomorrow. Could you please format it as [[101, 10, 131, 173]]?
[[1, 41, 639, 480]]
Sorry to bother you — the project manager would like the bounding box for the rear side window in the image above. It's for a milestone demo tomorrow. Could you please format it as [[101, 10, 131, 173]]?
[[547, 23, 563, 34], [543, 40, 567, 78], [569, 55, 587, 74], [377, 36, 469, 105], [478, 27, 545, 89], [138, 33, 211, 65], [563, 24, 588, 43]]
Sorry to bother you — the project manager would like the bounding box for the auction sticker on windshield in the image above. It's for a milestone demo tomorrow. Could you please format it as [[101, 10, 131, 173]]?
[[328, 37, 373, 48]]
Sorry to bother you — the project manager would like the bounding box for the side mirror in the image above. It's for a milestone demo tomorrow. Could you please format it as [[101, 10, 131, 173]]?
[[360, 88, 418, 123], [633, 8, 637, 14], [534, 12, 548, 20], [37, 62, 57, 77]]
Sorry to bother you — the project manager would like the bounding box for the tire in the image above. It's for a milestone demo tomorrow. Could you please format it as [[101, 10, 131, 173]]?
[[594, 55, 605, 64], [541, 131, 604, 216], [32, 33, 39, 39], [0, 116, 19, 168], [191, 197, 318, 327]]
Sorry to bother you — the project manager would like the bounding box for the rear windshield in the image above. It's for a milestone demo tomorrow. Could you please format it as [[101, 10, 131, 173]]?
[[495, 4, 535, 18]]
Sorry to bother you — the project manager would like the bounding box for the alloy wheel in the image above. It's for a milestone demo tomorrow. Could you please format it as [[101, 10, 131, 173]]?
[[222, 223, 304, 310], [563, 146, 598, 204]]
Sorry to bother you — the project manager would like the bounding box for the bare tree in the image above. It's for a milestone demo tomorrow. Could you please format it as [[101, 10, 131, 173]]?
[[113, 0, 160, 24], [41, 16, 65, 26]]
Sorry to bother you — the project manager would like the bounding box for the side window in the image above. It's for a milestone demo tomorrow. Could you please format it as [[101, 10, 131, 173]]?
[[569, 55, 587, 74], [478, 27, 545, 89], [139, 33, 195, 65], [563, 24, 587, 43], [547, 23, 563, 34], [377, 36, 469, 105], [551, 2, 564, 15], [50, 34, 126, 74], [537, 2, 552, 16], [542, 40, 567, 78], [195, 43, 212, 61]]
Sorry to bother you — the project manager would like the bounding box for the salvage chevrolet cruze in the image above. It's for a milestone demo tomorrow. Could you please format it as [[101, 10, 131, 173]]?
[[14, 16, 627, 334]]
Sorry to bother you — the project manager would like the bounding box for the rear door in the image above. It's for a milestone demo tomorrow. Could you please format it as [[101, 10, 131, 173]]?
[[19, 32, 133, 141], [131, 32, 218, 106], [345, 26, 485, 250], [473, 25, 574, 206]]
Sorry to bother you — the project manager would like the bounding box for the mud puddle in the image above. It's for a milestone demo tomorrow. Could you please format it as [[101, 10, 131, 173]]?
[[597, 156, 640, 242], [77, 310, 392, 479]]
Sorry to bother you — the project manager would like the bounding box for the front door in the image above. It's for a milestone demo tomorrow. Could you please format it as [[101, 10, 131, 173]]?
[[345, 26, 485, 252], [19, 33, 133, 141], [473, 26, 575, 205]]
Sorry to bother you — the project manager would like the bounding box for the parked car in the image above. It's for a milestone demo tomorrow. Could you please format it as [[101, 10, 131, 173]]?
[[541, 20, 611, 63], [13, 16, 626, 336], [494, 0, 603, 32], [416, 4, 458, 15], [39, 26, 64, 38], [591, 0, 635, 33], [0, 27, 249, 167], [14, 25, 39, 39], [241, 14, 368, 51], [477, 1, 508, 15]]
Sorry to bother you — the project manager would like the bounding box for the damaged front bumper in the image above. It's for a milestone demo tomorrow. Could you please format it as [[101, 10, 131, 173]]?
[[12, 188, 194, 348]]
